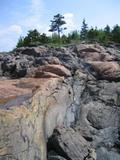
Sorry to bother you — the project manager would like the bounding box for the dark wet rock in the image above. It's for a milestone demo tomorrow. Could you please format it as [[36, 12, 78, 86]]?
[[48, 151, 67, 160], [48, 128, 90, 160]]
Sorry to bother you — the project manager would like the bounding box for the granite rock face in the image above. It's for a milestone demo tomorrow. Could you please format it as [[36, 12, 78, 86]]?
[[0, 78, 73, 160], [0, 43, 120, 160]]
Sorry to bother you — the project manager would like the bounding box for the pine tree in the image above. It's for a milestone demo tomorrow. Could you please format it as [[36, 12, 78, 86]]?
[[104, 25, 111, 35], [80, 19, 88, 41], [111, 25, 120, 43], [104, 25, 111, 43], [49, 13, 66, 37]]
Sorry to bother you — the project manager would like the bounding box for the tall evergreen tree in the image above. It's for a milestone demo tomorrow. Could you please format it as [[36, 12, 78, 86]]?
[[80, 19, 88, 40], [104, 25, 111, 43], [111, 25, 120, 43], [104, 25, 111, 35], [49, 13, 66, 37]]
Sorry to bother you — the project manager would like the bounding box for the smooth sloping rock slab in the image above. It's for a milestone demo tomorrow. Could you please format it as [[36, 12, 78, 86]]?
[[0, 78, 73, 160], [0, 78, 56, 108]]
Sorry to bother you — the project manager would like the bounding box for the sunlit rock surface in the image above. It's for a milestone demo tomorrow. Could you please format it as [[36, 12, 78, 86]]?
[[0, 43, 120, 160], [0, 78, 72, 160]]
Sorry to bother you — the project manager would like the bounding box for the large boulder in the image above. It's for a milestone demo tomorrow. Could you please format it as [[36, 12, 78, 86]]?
[[88, 61, 120, 80], [48, 127, 90, 160], [18, 46, 49, 57], [40, 65, 71, 77], [86, 102, 119, 130], [0, 78, 73, 160], [74, 44, 113, 62], [33, 65, 71, 78], [0, 55, 33, 78], [77, 51, 113, 61], [75, 44, 102, 53], [27, 65, 71, 78]]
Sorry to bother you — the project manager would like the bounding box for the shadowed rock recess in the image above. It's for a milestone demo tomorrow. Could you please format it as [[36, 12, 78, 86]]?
[[0, 43, 120, 160]]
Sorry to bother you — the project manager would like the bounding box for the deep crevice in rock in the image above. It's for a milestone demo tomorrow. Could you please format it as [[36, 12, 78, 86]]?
[[47, 131, 71, 160]]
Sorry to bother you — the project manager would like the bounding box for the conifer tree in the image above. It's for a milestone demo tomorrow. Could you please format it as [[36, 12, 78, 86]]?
[[80, 19, 88, 40], [49, 13, 66, 37]]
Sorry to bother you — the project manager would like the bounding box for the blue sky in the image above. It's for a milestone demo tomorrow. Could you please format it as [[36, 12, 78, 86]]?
[[0, 0, 120, 51]]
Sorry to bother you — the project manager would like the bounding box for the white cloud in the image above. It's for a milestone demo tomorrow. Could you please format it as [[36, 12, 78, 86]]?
[[64, 13, 76, 32]]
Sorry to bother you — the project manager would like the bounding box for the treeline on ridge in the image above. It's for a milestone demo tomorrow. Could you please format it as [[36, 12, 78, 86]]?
[[17, 14, 120, 48]]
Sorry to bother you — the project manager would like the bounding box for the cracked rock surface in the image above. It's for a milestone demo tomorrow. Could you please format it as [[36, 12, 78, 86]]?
[[0, 43, 120, 160]]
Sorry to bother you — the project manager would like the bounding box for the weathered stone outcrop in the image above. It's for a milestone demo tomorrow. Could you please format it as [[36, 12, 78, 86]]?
[[0, 43, 120, 160], [0, 78, 73, 160]]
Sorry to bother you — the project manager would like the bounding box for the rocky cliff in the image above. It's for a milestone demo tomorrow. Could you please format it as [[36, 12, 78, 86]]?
[[0, 43, 120, 160]]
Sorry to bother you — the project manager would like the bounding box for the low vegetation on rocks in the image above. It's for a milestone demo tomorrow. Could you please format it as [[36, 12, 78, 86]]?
[[16, 14, 120, 48]]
